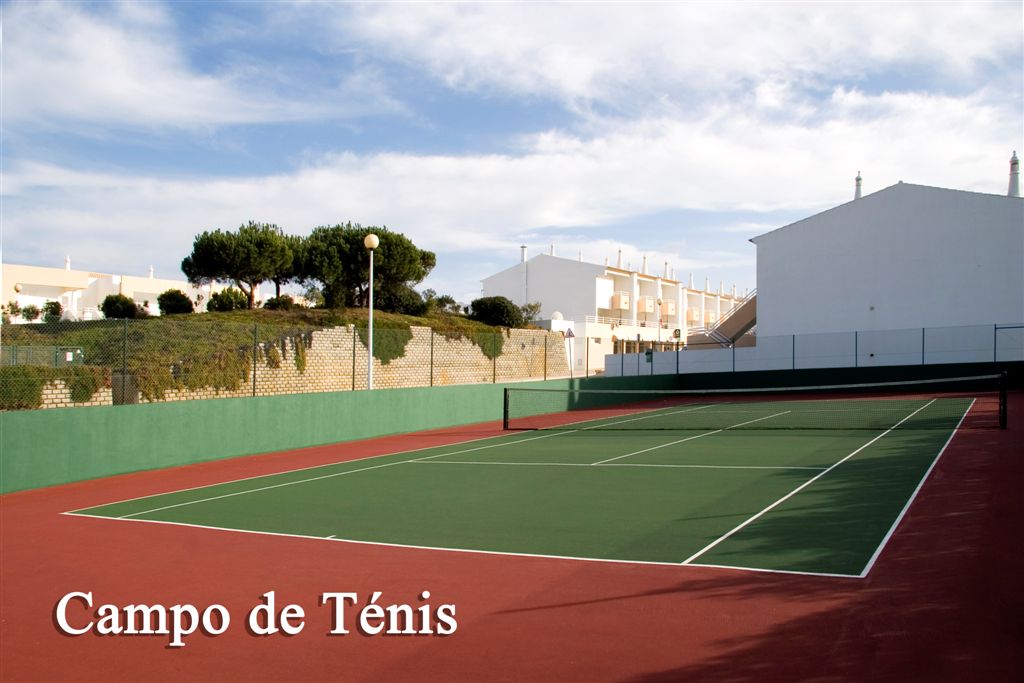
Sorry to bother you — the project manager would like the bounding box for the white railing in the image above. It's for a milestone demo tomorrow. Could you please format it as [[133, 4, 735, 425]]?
[[709, 287, 756, 331], [583, 315, 672, 329]]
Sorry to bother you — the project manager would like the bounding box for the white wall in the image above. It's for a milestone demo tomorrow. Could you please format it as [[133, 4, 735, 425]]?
[[602, 323, 1024, 376], [753, 184, 1024, 337], [481, 254, 605, 320]]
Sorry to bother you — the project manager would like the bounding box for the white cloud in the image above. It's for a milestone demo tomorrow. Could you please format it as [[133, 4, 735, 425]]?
[[0, 2, 402, 130], [337, 2, 1021, 108], [5, 84, 1017, 291]]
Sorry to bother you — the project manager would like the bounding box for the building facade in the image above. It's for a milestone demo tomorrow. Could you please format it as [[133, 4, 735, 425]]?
[[1, 259, 239, 322], [481, 249, 747, 374], [751, 181, 1024, 338]]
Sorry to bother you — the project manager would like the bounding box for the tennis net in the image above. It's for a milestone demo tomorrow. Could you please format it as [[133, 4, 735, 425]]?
[[503, 374, 1007, 431]]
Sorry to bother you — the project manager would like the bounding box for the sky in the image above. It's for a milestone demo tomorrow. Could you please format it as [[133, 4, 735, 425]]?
[[2, 0, 1022, 306]]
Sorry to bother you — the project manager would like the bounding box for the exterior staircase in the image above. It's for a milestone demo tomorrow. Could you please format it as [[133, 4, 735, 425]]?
[[685, 290, 757, 348]]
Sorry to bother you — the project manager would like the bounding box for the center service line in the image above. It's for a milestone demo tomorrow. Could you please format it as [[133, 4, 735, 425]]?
[[591, 411, 792, 465]]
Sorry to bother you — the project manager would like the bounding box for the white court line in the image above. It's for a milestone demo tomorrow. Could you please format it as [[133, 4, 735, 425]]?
[[60, 512, 860, 578], [590, 411, 791, 465], [681, 399, 937, 566], [95, 404, 718, 518], [65, 430, 515, 512], [414, 460, 826, 471], [69, 402, 717, 515], [856, 398, 975, 578]]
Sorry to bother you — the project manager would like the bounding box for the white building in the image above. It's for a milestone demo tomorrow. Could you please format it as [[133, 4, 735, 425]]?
[[751, 159, 1024, 338], [1, 258, 240, 321], [481, 247, 748, 374]]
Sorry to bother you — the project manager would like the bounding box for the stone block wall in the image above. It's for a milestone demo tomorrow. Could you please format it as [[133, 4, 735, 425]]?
[[37, 325, 571, 409]]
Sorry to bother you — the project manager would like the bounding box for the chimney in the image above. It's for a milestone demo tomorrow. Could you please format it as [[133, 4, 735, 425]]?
[[1009, 151, 1020, 198], [704, 276, 710, 292], [641, 255, 648, 274], [663, 261, 669, 278], [549, 243, 555, 257], [604, 256, 609, 266], [854, 171, 862, 200], [616, 249, 623, 269], [148, 265, 154, 279], [520, 245, 527, 263], [578, 250, 583, 262], [688, 272, 694, 289], [64, 255, 71, 271]]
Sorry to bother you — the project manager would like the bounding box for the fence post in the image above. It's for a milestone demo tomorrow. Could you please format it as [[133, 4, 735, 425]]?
[[791, 334, 796, 370], [732, 343, 735, 372], [351, 329, 356, 391], [252, 323, 258, 397], [430, 329, 434, 387], [854, 331, 859, 368], [921, 327, 925, 365], [676, 341, 680, 375], [492, 336, 497, 383], [543, 335, 548, 380], [585, 338, 589, 377], [122, 318, 128, 400], [993, 324, 997, 362]]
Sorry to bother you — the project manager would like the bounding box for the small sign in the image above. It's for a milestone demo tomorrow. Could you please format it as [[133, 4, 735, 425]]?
[[673, 328, 681, 339], [563, 329, 575, 338], [645, 349, 653, 362]]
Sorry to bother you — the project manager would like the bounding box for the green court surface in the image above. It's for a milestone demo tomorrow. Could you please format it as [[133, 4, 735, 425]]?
[[70, 396, 976, 578]]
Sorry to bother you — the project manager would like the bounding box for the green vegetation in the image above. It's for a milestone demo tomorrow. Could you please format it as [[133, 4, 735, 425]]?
[[182, 222, 294, 309], [100, 294, 146, 319], [0, 308, 515, 408], [302, 223, 435, 310], [469, 296, 524, 328], [207, 288, 248, 312], [42, 301, 63, 324], [157, 289, 194, 315], [0, 365, 107, 409]]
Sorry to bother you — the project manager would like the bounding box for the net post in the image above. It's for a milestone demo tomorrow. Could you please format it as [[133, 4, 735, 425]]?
[[999, 371, 1007, 430], [503, 387, 511, 430]]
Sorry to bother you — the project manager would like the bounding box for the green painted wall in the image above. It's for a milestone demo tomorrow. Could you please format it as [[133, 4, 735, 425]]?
[[0, 373, 682, 494], [10, 360, 1004, 494]]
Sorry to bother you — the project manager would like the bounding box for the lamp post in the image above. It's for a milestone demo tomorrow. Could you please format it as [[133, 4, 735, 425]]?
[[364, 233, 380, 390]]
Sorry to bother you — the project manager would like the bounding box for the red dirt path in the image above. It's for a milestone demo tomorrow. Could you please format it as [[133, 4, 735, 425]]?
[[2, 395, 1021, 682]]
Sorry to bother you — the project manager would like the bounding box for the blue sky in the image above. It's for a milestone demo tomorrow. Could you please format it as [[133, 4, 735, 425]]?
[[3, 1, 1022, 305]]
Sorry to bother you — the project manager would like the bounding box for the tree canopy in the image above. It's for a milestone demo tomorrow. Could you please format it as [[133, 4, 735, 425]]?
[[469, 296, 525, 328], [301, 223, 435, 310], [182, 222, 293, 309]]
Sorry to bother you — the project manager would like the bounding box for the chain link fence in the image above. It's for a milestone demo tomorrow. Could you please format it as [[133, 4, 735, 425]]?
[[0, 317, 571, 411]]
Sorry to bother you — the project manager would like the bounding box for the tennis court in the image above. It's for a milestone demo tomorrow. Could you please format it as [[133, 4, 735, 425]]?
[[67, 377, 1005, 578]]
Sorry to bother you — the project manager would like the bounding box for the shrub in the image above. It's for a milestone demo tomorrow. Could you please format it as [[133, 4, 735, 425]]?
[[21, 304, 41, 322], [207, 288, 248, 312], [157, 289, 194, 315], [263, 295, 296, 310], [377, 284, 428, 316], [469, 296, 524, 328], [100, 294, 139, 319], [42, 300, 63, 324]]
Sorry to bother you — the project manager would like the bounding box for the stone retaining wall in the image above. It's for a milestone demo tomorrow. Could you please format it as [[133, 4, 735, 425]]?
[[38, 325, 570, 409]]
